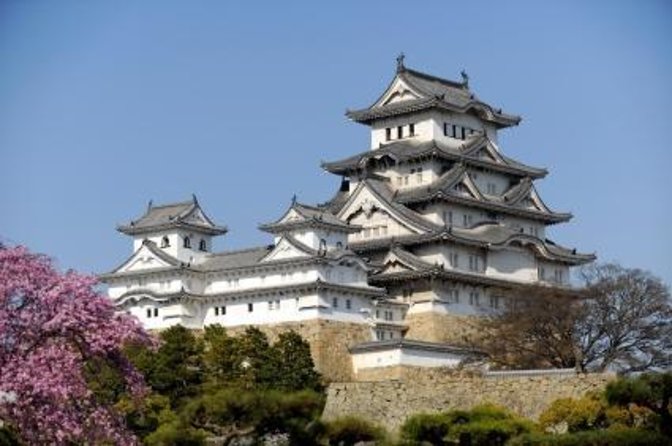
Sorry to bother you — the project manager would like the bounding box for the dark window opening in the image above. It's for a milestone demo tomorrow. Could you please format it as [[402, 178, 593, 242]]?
[[346, 299, 352, 310], [161, 236, 170, 248], [248, 303, 253, 312], [199, 239, 207, 251], [146, 309, 152, 318], [409, 123, 415, 136], [452, 125, 457, 138], [153, 308, 158, 317], [183, 236, 191, 249], [461, 127, 466, 140], [443, 122, 448, 136], [385, 128, 391, 141], [397, 126, 403, 139]]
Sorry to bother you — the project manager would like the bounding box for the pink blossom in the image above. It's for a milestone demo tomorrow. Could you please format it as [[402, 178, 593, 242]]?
[[0, 246, 152, 445]]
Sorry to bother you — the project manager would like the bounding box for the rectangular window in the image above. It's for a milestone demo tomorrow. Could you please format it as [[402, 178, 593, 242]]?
[[490, 296, 500, 309], [416, 167, 423, 183], [452, 124, 457, 138], [461, 127, 466, 140], [275, 300, 280, 309], [221, 306, 226, 315], [397, 176, 403, 185], [214, 307, 219, 316], [404, 175, 409, 185], [146, 309, 152, 318], [487, 183, 497, 194], [385, 128, 391, 141], [153, 308, 158, 317], [397, 126, 403, 139], [332, 297, 338, 308], [409, 123, 415, 136], [443, 122, 448, 136], [375, 309, 380, 319], [453, 289, 460, 304], [469, 292, 480, 306], [346, 299, 352, 310], [248, 303, 253, 312], [539, 266, 546, 280], [449, 252, 459, 268], [268, 301, 273, 310], [444, 210, 453, 225]]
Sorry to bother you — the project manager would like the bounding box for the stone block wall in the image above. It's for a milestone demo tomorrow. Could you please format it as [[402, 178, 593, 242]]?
[[323, 369, 614, 433], [404, 312, 478, 344]]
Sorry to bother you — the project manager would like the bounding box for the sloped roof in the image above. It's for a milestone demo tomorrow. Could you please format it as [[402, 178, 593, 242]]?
[[395, 165, 571, 224], [321, 136, 547, 179], [352, 222, 595, 266], [117, 195, 228, 236], [259, 200, 359, 234], [346, 64, 521, 128]]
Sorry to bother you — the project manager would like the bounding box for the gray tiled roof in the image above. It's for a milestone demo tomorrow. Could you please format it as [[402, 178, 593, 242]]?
[[260, 201, 359, 234], [394, 165, 571, 224], [322, 137, 547, 179], [117, 196, 228, 236], [346, 66, 521, 128], [349, 338, 483, 355], [198, 246, 273, 271], [352, 222, 595, 265]]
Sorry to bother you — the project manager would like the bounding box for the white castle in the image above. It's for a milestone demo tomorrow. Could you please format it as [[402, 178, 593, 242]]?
[[102, 57, 594, 381]]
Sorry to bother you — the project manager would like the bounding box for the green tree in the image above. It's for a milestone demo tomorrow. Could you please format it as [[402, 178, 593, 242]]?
[[605, 372, 672, 437], [272, 330, 323, 392], [127, 325, 203, 407]]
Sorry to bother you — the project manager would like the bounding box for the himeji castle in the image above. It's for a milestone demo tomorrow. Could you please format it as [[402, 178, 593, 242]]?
[[102, 57, 594, 381]]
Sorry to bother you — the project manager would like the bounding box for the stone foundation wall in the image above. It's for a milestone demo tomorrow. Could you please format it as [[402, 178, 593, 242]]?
[[226, 320, 372, 382], [404, 311, 479, 344], [323, 370, 614, 433]]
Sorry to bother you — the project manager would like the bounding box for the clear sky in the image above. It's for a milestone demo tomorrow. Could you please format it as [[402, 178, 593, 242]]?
[[1, 1, 670, 286]]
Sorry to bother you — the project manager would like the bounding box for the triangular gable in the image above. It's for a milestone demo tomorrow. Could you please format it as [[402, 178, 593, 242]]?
[[260, 237, 313, 262], [113, 242, 179, 274], [278, 208, 306, 224], [380, 251, 420, 273], [337, 182, 425, 234], [372, 75, 424, 108], [181, 203, 219, 228], [452, 173, 483, 200]]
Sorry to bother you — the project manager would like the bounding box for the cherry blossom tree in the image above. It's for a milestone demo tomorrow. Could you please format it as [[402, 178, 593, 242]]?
[[0, 245, 152, 445]]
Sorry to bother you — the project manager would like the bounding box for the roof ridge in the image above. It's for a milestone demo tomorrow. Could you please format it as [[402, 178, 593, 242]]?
[[403, 67, 466, 90], [207, 245, 273, 257], [148, 200, 194, 210]]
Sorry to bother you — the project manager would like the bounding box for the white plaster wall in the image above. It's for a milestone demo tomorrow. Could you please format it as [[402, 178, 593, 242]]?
[[351, 347, 463, 372], [370, 111, 435, 149], [487, 248, 537, 282]]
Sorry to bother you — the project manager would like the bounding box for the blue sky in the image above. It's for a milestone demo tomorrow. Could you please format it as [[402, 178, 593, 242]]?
[[1, 1, 670, 285]]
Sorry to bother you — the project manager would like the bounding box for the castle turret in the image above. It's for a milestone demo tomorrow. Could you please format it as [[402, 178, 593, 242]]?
[[117, 194, 227, 265]]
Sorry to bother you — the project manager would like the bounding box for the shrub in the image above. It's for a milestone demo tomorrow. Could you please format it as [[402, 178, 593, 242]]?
[[323, 416, 386, 446], [400, 413, 452, 445], [451, 417, 535, 446], [508, 429, 671, 446], [539, 395, 608, 433]]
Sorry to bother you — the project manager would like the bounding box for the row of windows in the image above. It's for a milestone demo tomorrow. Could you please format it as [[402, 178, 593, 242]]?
[[146, 308, 159, 318], [356, 225, 388, 239], [375, 330, 399, 341], [385, 123, 416, 141], [332, 297, 352, 310], [160, 236, 208, 252], [443, 122, 480, 140], [375, 309, 395, 321], [396, 167, 424, 186], [446, 290, 501, 309], [538, 267, 565, 283]]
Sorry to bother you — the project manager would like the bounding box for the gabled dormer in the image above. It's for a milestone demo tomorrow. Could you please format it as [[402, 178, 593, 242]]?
[[259, 198, 360, 252], [345, 55, 520, 149], [117, 195, 227, 264]]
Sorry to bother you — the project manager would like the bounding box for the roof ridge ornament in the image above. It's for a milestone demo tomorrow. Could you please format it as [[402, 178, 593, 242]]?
[[192, 193, 199, 205], [460, 69, 469, 88], [147, 200, 153, 212], [396, 52, 406, 73]]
